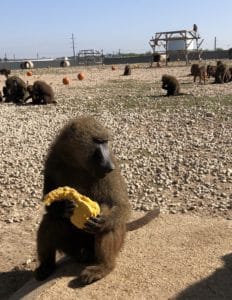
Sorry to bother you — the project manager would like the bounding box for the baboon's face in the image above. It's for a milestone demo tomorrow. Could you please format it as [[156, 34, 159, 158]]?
[[64, 120, 115, 178], [89, 138, 115, 178]]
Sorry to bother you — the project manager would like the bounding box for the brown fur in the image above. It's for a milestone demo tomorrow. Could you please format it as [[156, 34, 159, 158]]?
[[3, 76, 27, 103], [25, 80, 56, 105], [0, 68, 11, 78], [35, 117, 131, 284], [123, 65, 131, 76], [190, 64, 206, 84], [161, 74, 180, 96], [206, 65, 216, 79], [214, 62, 231, 83]]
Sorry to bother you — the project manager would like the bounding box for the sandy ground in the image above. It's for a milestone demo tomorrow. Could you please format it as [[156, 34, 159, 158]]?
[[6, 211, 232, 300]]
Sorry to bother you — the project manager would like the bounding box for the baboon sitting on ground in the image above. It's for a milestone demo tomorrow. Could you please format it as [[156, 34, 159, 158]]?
[[3, 76, 28, 103], [0, 68, 11, 78], [161, 74, 180, 96], [35, 117, 131, 285], [214, 61, 231, 83], [123, 64, 131, 75], [25, 80, 56, 105], [191, 64, 206, 84]]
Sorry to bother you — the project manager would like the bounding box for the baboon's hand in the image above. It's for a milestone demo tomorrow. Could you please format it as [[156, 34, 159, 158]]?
[[83, 215, 113, 234], [46, 199, 75, 219]]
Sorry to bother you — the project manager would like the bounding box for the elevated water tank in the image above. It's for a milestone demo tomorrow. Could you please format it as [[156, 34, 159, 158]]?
[[167, 39, 195, 51]]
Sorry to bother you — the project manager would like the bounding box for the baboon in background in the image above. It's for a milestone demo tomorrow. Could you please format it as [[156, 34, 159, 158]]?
[[190, 63, 199, 76], [25, 80, 56, 105], [214, 61, 231, 83], [35, 117, 131, 284], [123, 64, 131, 75], [0, 68, 11, 78], [161, 74, 180, 96], [191, 64, 206, 84], [3, 76, 28, 103], [206, 65, 216, 79]]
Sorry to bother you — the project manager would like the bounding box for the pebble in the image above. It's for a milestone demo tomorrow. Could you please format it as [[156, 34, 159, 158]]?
[[0, 67, 231, 222]]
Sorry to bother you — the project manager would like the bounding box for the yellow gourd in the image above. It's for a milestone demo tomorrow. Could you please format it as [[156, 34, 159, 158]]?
[[43, 186, 100, 229]]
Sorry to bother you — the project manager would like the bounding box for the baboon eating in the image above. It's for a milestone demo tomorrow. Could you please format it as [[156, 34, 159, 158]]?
[[161, 74, 180, 96], [35, 117, 131, 285], [123, 64, 131, 76], [214, 61, 231, 83], [3, 76, 28, 103], [191, 64, 206, 84], [25, 80, 56, 105], [0, 68, 11, 78], [35, 117, 159, 284]]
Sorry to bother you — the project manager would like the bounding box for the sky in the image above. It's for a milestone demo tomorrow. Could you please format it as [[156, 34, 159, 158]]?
[[0, 0, 231, 59]]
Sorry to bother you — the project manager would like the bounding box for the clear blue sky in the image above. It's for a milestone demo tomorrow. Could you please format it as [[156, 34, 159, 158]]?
[[1, 0, 231, 59]]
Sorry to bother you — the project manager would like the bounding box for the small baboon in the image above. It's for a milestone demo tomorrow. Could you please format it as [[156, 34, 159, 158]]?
[[123, 64, 131, 76], [35, 117, 131, 284], [161, 74, 180, 96], [214, 61, 231, 83], [3, 76, 28, 103], [0, 68, 11, 78], [191, 64, 206, 84], [206, 65, 216, 79], [25, 80, 56, 105]]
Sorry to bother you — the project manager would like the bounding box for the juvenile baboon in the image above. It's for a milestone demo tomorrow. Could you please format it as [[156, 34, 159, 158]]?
[[161, 74, 180, 96], [3, 76, 27, 103], [214, 61, 231, 83], [191, 64, 206, 84], [35, 117, 131, 285], [25, 80, 56, 105], [123, 64, 131, 76], [0, 68, 11, 78], [206, 65, 216, 79]]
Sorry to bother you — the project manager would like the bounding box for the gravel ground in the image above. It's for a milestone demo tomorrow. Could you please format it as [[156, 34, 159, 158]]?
[[0, 62, 231, 224]]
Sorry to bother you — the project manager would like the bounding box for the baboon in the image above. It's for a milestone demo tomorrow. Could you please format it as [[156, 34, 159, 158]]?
[[25, 80, 56, 105], [190, 63, 199, 75], [0, 68, 11, 78], [161, 74, 180, 96], [35, 117, 131, 285], [206, 65, 216, 79], [0, 91, 3, 102], [123, 64, 131, 76], [191, 64, 206, 84], [214, 61, 231, 83], [3, 76, 27, 103]]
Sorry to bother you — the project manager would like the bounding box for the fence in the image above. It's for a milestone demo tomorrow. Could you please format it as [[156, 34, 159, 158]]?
[[0, 50, 230, 70]]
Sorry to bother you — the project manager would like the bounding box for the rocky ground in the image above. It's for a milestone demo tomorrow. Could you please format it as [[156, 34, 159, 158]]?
[[0, 62, 231, 299]]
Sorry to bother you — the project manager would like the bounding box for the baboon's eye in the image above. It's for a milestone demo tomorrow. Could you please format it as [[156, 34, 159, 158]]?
[[93, 137, 108, 144]]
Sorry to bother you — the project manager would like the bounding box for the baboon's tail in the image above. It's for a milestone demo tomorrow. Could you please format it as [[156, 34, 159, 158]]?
[[126, 207, 160, 232]]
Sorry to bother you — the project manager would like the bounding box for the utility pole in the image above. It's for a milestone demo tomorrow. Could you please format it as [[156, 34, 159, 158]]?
[[71, 33, 76, 60], [214, 37, 217, 51]]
